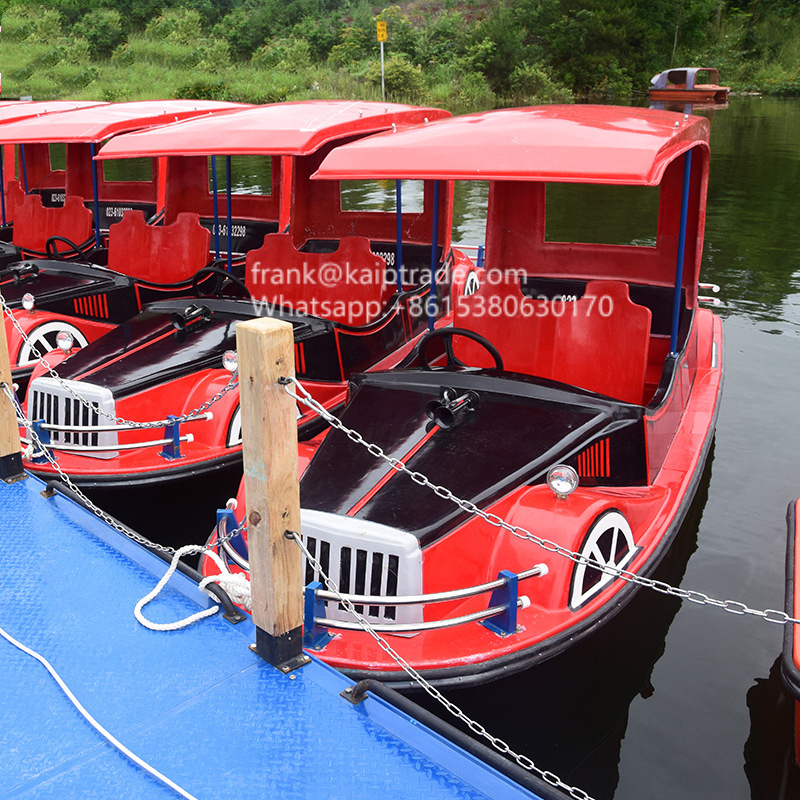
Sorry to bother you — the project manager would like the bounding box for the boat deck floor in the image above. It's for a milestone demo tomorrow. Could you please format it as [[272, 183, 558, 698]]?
[[0, 474, 542, 800]]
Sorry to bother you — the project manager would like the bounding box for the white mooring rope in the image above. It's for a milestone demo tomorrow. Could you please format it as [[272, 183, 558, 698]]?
[[0, 622, 200, 800]]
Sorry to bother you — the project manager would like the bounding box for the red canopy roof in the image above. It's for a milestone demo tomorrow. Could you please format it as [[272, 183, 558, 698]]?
[[0, 100, 246, 144], [0, 101, 106, 125], [94, 101, 451, 159], [313, 105, 710, 186]]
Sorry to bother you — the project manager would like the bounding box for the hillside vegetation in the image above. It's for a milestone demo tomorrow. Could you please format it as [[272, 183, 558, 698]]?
[[2, 0, 799, 112]]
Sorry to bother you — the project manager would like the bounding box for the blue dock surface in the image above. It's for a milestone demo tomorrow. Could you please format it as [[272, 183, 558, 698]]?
[[0, 475, 548, 800]]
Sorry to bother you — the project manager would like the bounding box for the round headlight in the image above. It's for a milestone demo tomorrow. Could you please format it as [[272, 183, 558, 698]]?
[[222, 350, 238, 373], [547, 464, 579, 499], [56, 330, 75, 352], [22, 293, 35, 312]]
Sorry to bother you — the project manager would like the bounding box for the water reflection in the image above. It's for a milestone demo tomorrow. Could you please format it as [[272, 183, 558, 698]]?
[[702, 98, 800, 326], [415, 449, 713, 800], [744, 656, 800, 799]]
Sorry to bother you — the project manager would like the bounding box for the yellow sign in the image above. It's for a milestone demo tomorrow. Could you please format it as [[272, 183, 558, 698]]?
[[376, 21, 387, 42]]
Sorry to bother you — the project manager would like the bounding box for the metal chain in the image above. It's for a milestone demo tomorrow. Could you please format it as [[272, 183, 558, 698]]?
[[1, 296, 238, 430], [283, 375, 800, 628], [290, 530, 594, 800], [2, 382, 246, 556]]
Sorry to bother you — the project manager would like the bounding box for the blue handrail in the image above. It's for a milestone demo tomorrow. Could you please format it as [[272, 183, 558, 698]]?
[[395, 180, 403, 293], [211, 155, 220, 259], [89, 143, 101, 248], [669, 149, 693, 355], [427, 180, 440, 331]]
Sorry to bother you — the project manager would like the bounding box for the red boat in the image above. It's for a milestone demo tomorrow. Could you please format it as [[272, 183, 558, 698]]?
[[0, 100, 107, 251], [649, 68, 730, 104], [782, 499, 800, 765], [18, 101, 473, 490], [203, 105, 724, 688], [0, 100, 247, 388]]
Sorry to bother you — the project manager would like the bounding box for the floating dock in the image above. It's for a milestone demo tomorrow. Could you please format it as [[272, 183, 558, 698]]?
[[0, 473, 550, 800]]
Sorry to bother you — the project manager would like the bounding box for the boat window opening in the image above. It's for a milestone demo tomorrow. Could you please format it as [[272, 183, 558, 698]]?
[[100, 157, 153, 183], [453, 181, 489, 247], [48, 143, 66, 172], [545, 183, 659, 247], [340, 180, 425, 214], [207, 155, 272, 196]]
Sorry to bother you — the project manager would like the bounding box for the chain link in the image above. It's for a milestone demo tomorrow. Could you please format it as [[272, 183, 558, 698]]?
[[1, 296, 238, 430], [291, 530, 596, 800], [284, 375, 800, 628]]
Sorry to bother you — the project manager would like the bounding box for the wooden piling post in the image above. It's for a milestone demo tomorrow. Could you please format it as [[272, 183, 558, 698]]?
[[0, 296, 25, 483], [236, 316, 308, 671]]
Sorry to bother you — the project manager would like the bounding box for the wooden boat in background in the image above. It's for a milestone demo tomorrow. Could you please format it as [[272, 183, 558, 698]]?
[[649, 67, 730, 103]]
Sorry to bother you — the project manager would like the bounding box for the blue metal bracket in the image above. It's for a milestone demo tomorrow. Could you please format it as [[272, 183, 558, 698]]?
[[160, 415, 183, 460], [480, 569, 519, 637], [215, 507, 247, 559], [31, 420, 51, 464], [303, 581, 334, 650]]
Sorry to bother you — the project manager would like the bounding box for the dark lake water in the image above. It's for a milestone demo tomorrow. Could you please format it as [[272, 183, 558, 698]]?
[[99, 97, 800, 799], [416, 96, 800, 800]]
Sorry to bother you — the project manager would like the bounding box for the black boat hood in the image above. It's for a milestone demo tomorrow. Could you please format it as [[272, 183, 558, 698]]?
[[0, 259, 124, 306], [50, 298, 331, 398], [300, 370, 646, 547]]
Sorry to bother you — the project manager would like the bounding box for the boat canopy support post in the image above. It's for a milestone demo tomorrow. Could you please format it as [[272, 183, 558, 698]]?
[[669, 149, 693, 356], [0, 299, 25, 482], [427, 180, 440, 331], [0, 152, 6, 226], [211, 156, 220, 259], [89, 143, 101, 249], [237, 316, 308, 672], [19, 144, 29, 194], [225, 155, 233, 273], [395, 180, 403, 293]]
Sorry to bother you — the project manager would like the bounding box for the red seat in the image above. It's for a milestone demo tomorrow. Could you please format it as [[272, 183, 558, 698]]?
[[3, 181, 26, 223], [12, 194, 92, 253], [455, 277, 651, 404], [246, 233, 392, 327], [108, 210, 210, 284]]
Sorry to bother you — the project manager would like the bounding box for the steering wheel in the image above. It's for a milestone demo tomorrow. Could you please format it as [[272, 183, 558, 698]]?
[[45, 235, 89, 261], [192, 264, 251, 299], [418, 327, 504, 371]]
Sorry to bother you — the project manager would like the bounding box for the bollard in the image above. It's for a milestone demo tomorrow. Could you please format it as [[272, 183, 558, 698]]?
[[236, 316, 307, 672], [0, 295, 25, 483]]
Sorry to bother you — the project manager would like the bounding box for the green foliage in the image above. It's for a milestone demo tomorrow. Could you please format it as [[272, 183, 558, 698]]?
[[3, 4, 63, 43], [291, 16, 339, 62], [365, 54, 426, 101], [252, 37, 312, 71], [414, 10, 470, 66], [195, 39, 232, 73], [212, 7, 272, 61], [3, 0, 800, 107], [375, 6, 417, 60], [426, 63, 496, 114], [72, 9, 125, 59], [145, 8, 204, 44], [328, 24, 372, 66], [507, 62, 573, 105]]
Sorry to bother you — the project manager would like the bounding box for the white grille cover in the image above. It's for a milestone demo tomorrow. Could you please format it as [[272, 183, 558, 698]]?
[[28, 377, 119, 459], [300, 508, 423, 625]]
